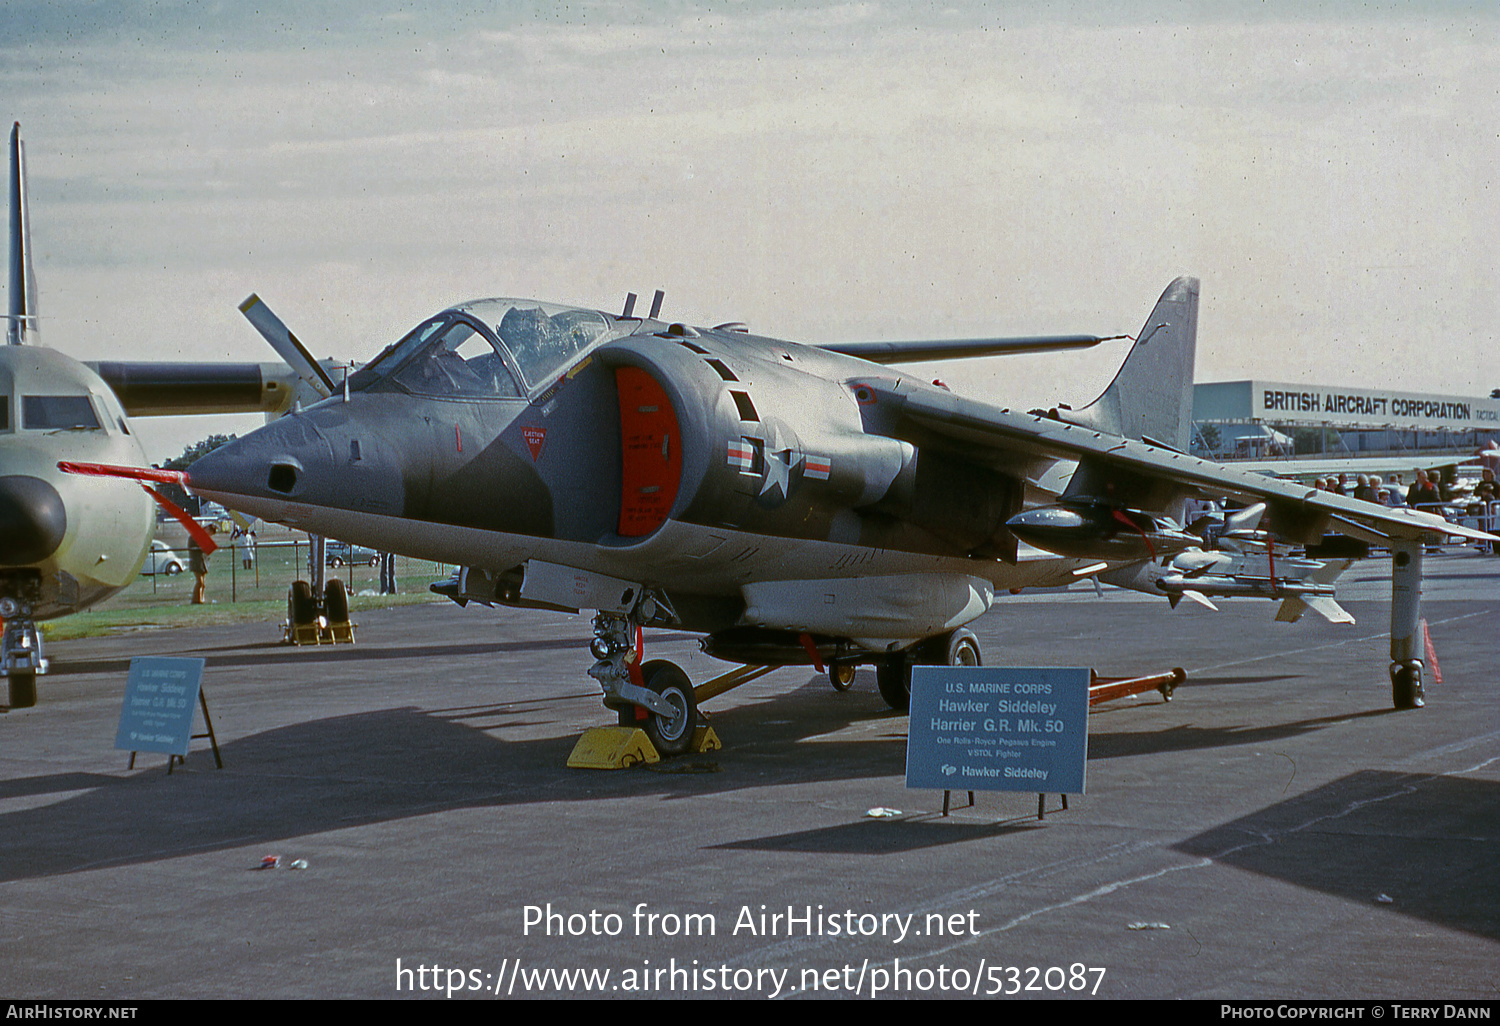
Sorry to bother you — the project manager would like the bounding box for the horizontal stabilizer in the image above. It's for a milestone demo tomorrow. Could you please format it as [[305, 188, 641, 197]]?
[[819, 335, 1104, 364]]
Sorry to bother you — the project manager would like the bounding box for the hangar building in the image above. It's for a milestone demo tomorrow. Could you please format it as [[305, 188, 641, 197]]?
[[1191, 380, 1500, 461]]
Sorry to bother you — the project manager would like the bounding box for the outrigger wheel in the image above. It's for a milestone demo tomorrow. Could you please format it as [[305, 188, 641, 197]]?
[[1390, 660, 1425, 710], [619, 659, 698, 757], [876, 627, 983, 713]]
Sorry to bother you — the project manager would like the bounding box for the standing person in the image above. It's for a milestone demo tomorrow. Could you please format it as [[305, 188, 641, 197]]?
[[1407, 469, 1440, 509], [1438, 467, 1460, 503], [379, 551, 397, 595], [189, 535, 209, 605]]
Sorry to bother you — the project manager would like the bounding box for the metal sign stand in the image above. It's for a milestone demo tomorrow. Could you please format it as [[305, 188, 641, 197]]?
[[941, 790, 975, 816], [940, 791, 1071, 820], [127, 687, 224, 775]]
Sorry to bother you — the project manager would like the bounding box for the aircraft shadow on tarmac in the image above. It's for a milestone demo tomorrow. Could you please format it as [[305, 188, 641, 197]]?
[[707, 817, 1045, 855], [0, 675, 973, 882], [1087, 707, 1396, 760], [1175, 770, 1500, 942], [4, 665, 1448, 881]]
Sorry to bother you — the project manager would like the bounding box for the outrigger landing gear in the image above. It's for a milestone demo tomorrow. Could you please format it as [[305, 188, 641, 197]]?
[[589, 605, 699, 757], [875, 627, 982, 712], [1388, 539, 1426, 712]]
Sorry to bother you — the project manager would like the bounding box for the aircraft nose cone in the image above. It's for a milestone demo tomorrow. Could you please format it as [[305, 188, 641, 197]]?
[[0, 475, 68, 565], [187, 415, 328, 501]]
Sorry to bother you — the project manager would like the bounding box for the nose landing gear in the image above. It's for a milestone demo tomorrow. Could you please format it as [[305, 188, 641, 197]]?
[[1, 587, 45, 710], [589, 605, 701, 758]]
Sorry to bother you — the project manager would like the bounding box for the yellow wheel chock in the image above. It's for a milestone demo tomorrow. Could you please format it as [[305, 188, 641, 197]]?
[[567, 724, 722, 769], [567, 727, 661, 769]]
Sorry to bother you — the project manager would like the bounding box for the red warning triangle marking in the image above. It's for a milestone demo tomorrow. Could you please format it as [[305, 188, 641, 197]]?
[[522, 425, 547, 461]]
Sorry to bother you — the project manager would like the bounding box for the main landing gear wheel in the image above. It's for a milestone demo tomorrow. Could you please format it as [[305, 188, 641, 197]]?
[[626, 659, 698, 757], [828, 663, 856, 692], [289, 580, 317, 628], [7, 670, 36, 710], [1391, 661, 1425, 710], [876, 655, 912, 712], [876, 628, 984, 712], [932, 627, 982, 669], [324, 579, 350, 623]]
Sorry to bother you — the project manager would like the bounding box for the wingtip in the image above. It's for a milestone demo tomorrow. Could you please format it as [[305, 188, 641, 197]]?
[[238, 294, 260, 313]]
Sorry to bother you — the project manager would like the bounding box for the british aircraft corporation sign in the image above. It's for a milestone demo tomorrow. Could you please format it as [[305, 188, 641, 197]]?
[[906, 667, 1089, 794], [1249, 380, 1499, 431]]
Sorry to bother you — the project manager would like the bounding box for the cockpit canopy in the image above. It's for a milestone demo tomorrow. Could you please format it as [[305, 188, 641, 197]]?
[[351, 299, 623, 399]]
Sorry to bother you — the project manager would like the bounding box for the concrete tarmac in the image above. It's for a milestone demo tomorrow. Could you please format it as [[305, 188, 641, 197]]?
[[1, 551, 1496, 1000]]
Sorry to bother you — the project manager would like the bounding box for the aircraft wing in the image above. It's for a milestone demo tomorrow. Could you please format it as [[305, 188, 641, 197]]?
[[871, 378, 1496, 545], [818, 334, 1106, 364]]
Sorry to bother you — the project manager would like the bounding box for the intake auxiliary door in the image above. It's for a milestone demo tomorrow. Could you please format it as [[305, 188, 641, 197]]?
[[615, 366, 682, 537]]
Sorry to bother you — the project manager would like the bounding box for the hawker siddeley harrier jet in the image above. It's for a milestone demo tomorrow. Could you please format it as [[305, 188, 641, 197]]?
[[70, 269, 1493, 754]]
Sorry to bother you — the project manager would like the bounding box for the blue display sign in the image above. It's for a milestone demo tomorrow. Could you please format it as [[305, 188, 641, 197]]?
[[906, 666, 1089, 794], [115, 657, 205, 756]]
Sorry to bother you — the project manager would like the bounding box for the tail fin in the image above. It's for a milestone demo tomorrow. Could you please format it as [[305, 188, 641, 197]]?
[[7, 122, 38, 345], [1076, 276, 1198, 449]]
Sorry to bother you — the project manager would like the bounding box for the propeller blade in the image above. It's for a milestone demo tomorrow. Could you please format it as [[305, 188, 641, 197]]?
[[239, 294, 335, 397]]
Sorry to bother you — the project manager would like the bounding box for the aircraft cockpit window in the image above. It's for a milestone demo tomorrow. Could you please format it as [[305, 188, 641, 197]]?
[[22, 395, 100, 431], [388, 319, 523, 398], [490, 305, 610, 388], [0, 397, 8, 432], [358, 300, 619, 398]]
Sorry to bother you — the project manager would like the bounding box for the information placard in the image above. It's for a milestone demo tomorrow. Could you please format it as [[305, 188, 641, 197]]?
[[115, 657, 205, 756], [906, 666, 1089, 794]]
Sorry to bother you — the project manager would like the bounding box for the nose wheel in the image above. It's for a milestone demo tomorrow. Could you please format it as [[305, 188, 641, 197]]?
[[618, 660, 698, 757], [590, 608, 700, 758]]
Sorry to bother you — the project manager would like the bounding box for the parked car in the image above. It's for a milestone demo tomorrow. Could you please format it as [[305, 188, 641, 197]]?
[[326, 541, 380, 568], [140, 539, 185, 576]]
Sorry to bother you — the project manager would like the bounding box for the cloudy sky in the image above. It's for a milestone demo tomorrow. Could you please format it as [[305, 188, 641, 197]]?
[[3, 1, 1496, 461]]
